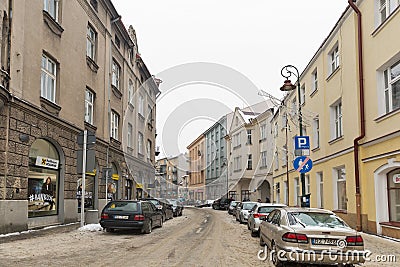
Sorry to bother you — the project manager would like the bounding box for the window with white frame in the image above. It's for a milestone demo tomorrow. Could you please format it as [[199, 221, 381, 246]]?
[[378, 0, 400, 25], [85, 89, 94, 124], [261, 151, 267, 167], [283, 181, 288, 205], [330, 99, 343, 140], [329, 45, 340, 74], [274, 151, 279, 170], [260, 124, 267, 140], [111, 111, 119, 140], [294, 177, 300, 206], [127, 123, 132, 148], [41, 54, 57, 103], [43, 0, 60, 22], [138, 132, 144, 155], [383, 60, 400, 113], [300, 84, 306, 105], [128, 79, 134, 105], [233, 132, 241, 148], [312, 68, 318, 93], [147, 140, 152, 159], [317, 172, 324, 208], [282, 146, 287, 166], [112, 60, 120, 89], [138, 94, 144, 116], [86, 25, 96, 60], [305, 174, 310, 194], [281, 112, 287, 129], [335, 166, 347, 210], [246, 129, 252, 145], [234, 156, 241, 171], [247, 154, 252, 170], [275, 182, 280, 203], [313, 117, 320, 149]]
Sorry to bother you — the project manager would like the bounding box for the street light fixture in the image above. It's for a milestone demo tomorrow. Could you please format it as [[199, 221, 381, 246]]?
[[280, 65, 306, 206]]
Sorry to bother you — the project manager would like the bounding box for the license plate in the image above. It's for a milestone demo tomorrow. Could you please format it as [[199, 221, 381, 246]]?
[[114, 215, 129, 219], [312, 238, 338, 245]]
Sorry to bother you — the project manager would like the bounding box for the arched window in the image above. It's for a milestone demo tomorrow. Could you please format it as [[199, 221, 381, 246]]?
[[28, 139, 60, 217]]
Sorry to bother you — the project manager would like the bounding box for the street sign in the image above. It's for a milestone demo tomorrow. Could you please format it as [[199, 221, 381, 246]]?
[[293, 156, 313, 173], [294, 136, 310, 150]]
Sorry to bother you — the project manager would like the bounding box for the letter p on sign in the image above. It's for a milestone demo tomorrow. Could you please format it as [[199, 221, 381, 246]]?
[[295, 136, 310, 150]]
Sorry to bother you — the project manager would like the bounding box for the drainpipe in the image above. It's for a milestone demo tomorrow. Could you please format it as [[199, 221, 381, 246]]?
[[348, 0, 365, 232]]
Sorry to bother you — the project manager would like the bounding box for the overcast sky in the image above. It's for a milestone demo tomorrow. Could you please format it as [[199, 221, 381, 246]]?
[[112, 0, 350, 158]]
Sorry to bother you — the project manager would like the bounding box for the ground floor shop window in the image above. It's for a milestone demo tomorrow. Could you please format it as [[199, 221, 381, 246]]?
[[228, 191, 237, 200], [388, 170, 400, 222], [241, 190, 250, 201], [28, 139, 60, 218], [125, 180, 133, 200], [77, 176, 94, 212]]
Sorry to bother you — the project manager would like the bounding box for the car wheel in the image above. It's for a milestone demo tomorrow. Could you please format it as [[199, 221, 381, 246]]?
[[143, 220, 152, 234], [247, 223, 251, 230], [105, 228, 114, 233], [271, 242, 282, 267]]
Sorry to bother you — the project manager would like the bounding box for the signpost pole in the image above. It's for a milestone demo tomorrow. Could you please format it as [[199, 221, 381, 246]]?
[[80, 130, 87, 227]]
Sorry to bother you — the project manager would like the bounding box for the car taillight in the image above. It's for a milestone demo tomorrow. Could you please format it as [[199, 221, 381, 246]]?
[[101, 213, 109, 219], [346, 235, 364, 246], [134, 214, 145, 221], [282, 232, 308, 244]]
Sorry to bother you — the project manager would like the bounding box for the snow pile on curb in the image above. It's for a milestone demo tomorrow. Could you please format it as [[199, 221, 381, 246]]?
[[78, 224, 103, 232]]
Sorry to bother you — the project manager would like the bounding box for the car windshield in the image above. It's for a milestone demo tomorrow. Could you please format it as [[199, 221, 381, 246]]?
[[242, 203, 256, 210], [288, 212, 347, 228], [105, 202, 138, 212], [148, 199, 159, 206], [258, 207, 277, 214]]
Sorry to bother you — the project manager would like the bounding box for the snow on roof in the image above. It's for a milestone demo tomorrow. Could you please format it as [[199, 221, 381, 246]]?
[[238, 109, 259, 123]]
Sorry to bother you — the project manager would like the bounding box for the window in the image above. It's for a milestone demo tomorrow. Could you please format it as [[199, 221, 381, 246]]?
[[147, 140, 152, 159], [378, 0, 400, 24], [275, 183, 280, 203], [111, 111, 119, 140], [294, 177, 300, 206], [300, 84, 306, 105], [312, 69, 318, 93], [115, 35, 120, 48], [234, 156, 241, 171], [112, 60, 120, 89], [246, 129, 252, 145], [282, 146, 287, 166], [127, 123, 132, 148], [41, 54, 57, 103], [128, 79, 134, 105], [260, 124, 267, 140], [283, 181, 288, 205], [43, 0, 59, 22], [247, 154, 252, 170], [90, 0, 98, 11], [138, 132, 144, 155], [383, 60, 400, 113], [317, 172, 324, 208], [84, 89, 94, 124], [274, 151, 279, 170], [281, 113, 287, 129], [148, 105, 153, 122], [261, 151, 267, 167], [233, 132, 241, 148], [313, 117, 320, 149], [335, 166, 347, 210], [330, 100, 343, 139], [305, 174, 310, 194], [138, 94, 144, 116], [388, 170, 400, 222], [329, 45, 340, 73], [86, 25, 96, 61]]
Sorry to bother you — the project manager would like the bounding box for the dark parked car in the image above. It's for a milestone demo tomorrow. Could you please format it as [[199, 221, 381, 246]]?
[[99, 200, 163, 234], [227, 201, 240, 215], [142, 198, 174, 221], [212, 198, 232, 210], [167, 199, 183, 216]]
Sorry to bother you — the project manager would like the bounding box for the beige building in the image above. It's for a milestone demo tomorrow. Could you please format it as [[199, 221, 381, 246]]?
[[187, 134, 205, 201], [272, 1, 400, 239], [0, 0, 159, 234]]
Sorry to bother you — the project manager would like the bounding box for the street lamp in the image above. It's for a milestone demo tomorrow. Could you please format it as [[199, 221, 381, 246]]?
[[280, 65, 306, 206]]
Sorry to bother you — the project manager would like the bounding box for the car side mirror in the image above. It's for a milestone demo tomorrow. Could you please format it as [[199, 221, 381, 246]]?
[[157, 205, 163, 210]]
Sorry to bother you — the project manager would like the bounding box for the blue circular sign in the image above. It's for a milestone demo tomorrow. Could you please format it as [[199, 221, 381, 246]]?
[[293, 156, 313, 173]]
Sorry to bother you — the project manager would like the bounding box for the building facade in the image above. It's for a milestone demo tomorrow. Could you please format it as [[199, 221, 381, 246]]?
[[272, 0, 400, 239], [0, 0, 159, 234], [187, 134, 205, 201]]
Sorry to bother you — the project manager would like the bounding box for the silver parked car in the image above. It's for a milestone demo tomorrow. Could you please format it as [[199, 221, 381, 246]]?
[[259, 207, 366, 266], [236, 201, 257, 224], [247, 203, 286, 237]]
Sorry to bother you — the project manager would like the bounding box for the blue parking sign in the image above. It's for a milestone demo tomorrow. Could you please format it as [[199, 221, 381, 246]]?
[[293, 156, 313, 173], [294, 136, 310, 150]]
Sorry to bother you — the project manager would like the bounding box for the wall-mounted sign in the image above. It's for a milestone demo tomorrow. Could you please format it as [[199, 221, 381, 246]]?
[[393, 174, 400, 184], [35, 156, 59, 169]]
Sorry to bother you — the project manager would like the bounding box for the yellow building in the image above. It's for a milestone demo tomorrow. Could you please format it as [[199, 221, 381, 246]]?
[[272, 1, 400, 239], [187, 135, 206, 201]]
